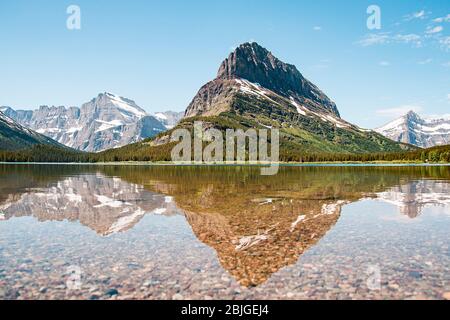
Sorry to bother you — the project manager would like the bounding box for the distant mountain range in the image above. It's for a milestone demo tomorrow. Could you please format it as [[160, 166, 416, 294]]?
[[0, 110, 63, 151], [2, 42, 439, 159], [1, 93, 182, 152], [376, 111, 450, 148]]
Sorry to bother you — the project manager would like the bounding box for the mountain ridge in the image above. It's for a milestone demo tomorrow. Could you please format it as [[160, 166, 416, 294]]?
[[376, 110, 450, 148], [216, 42, 340, 116], [0, 110, 65, 151], [2, 93, 166, 152], [0, 42, 419, 159]]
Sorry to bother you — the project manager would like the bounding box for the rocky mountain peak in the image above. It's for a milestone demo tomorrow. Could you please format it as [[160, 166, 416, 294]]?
[[217, 42, 290, 79], [98, 92, 133, 104], [214, 42, 340, 117], [83, 92, 148, 120], [376, 111, 450, 148], [405, 110, 421, 122], [0, 106, 14, 116], [4, 93, 167, 152]]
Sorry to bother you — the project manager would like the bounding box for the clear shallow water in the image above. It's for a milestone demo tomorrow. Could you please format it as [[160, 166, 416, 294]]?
[[0, 164, 449, 300]]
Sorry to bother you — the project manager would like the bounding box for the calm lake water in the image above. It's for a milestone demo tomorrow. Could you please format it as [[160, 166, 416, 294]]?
[[0, 164, 449, 300]]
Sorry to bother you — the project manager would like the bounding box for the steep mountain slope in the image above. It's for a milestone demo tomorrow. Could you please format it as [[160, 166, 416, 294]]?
[[2, 93, 166, 152], [175, 42, 413, 155], [154, 111, 184, 129], [186, 42, 339, 118], [0, 111, 63, 151], [376, 111, 450, 148]]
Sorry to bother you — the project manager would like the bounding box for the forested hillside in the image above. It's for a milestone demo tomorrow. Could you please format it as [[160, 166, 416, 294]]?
[[1, 141, 449, 164]]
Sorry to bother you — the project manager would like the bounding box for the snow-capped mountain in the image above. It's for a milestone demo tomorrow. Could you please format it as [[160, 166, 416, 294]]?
[[375, 111, 450, 148], [2, 93, 167, 152], [154, 111, 184, 129], [0, 110, 62, 150]]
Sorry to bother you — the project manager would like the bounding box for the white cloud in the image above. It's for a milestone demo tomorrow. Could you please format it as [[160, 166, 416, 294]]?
[[426, 25, 443, 34], [376, 105, 423, 118], [313, 26, 322, 31], [443, 61, 450, 67], [447, 94, 450, 102], [357, 11, 450, 52], [394, 34, 422, 46], [357, 33, 390, 46], [413, 10, 427, 19], [357, 33, 422, 47], [418, 58, 432, 65], [433, 14, 450, 23], [404, 10, 428, 21], [440, 36, 450, 50], [379, 61, 390, 67]]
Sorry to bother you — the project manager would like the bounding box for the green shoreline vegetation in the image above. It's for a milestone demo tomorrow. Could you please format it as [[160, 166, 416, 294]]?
[[0, 143, 449, 164]]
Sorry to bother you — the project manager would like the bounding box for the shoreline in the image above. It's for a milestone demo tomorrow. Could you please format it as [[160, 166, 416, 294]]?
[[1, 161, 449, 167]]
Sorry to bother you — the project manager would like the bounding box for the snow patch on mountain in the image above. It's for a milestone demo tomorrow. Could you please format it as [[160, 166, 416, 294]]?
[[1, 110, 38, 136], [376, 111, 450, 147], [95, 119, 125, 133], [104, 92, 147, 118], [289, 97, 307, 116], [236, 78, 279, 106], [155, 113, 167, 120], [153, 111, 184, 129], [3, 93, 167, 152], [0, 109, 62, 150], [235, 77, 354, 130]]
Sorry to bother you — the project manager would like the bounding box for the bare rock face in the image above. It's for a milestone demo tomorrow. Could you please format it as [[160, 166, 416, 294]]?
[[185, 79, 238, 117], [185, 42, 340, 118], [1, 93, 166, 152], [376, 111, 450, 148]]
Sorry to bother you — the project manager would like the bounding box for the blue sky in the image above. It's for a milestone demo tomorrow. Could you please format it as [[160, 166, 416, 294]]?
[[0, 0, 448, 128]]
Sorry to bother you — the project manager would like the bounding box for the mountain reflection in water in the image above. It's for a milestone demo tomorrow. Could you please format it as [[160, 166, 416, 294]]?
[[0, 174, 178, 236], [0, 164, 449, 287], [374, 180, 450, 218]]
